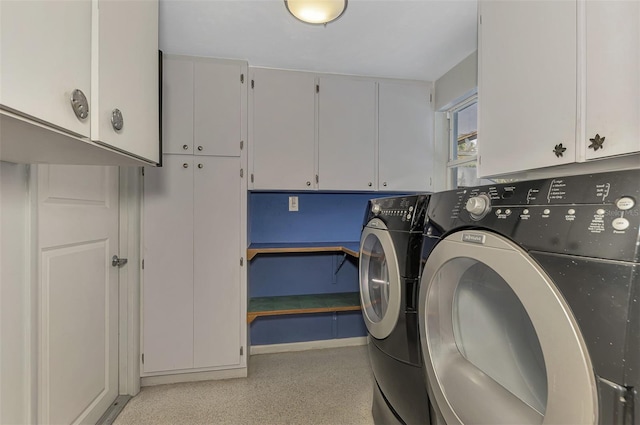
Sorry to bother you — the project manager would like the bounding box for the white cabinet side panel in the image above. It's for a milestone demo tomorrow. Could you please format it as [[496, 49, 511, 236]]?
[[378, 82, 434, 191], [193, 156, 242, 368], [250, 68, 316, 190], [143, 156, 194, 372], [318, 77, 376, 190], [162, 56, 194, 155]]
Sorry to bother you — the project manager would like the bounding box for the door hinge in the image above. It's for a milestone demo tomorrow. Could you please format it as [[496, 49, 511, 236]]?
[[240, 346, 244, 356], [240, 140, 244, 150], [430, 93, 433, 103], [479, 14, 482, 25], [251, 80, 254, 89], [141, 259, 145, 270], [240, 257, 244, 266], [316, 84, 319, 93], [240, 74, 244, 84], [142, 353, 144, 364], [240, 168, 244, 178], [251, 174, 254, 183], [315, 174, 319, 184]]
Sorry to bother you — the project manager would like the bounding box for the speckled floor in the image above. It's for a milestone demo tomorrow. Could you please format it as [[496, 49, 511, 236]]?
[[114, 345, 375, 425]]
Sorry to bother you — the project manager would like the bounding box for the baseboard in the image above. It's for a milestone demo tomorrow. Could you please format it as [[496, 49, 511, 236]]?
[[250, 336, 368, 355], [140, 367, 248, 387]]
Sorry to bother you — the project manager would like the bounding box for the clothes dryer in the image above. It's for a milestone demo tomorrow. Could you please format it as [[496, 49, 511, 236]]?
[[419, 169, 640, 424], [359, 194, 433, 425]]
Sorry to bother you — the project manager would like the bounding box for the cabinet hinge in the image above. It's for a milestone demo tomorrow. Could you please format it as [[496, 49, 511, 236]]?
[[240, 346, 244, 356], [315, 174, 319, 184], [240, 140, 244, 150], [240, 257, 244, 266], [142, 259, 145, 270], [240, 74, 244, 83], [479, 14, 482, 25], [316, 84, 319, 93], [240, 168, 244, 178], [141, 168, 145, 176], [142, 353, 144, 364], [251, 80, 254, 89], [251, 174, 254, 183], [430, 93, 433, 103]]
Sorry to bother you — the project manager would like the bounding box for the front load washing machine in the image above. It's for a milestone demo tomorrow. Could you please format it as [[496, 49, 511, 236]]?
[[419, 169, 640, 424], [359, 194, 433, 425]]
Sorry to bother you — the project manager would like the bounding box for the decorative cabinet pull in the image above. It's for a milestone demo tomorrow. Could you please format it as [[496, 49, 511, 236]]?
[[183, 144, 189, 150], [183, 163, 189, 168], [111, 108, 124, 131], [306, 181, 311, 186], [553, 143, 567, 158], [198, 146, 203, 151], [588, 134, 605, 151], [198, 163, 203, 169], [368, 182, 372, 187], [70, 89, 89, 120]]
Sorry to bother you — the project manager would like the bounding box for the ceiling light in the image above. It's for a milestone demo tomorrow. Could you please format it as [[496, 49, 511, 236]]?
[[285, 0, 347, 25]]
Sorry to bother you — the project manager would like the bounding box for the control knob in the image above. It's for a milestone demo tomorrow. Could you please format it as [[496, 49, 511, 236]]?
[[465, 194, 491, 220], [371, 204, 381, 215]]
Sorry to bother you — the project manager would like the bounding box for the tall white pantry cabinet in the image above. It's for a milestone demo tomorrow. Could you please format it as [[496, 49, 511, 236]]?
[[142, 55, 248, 378]]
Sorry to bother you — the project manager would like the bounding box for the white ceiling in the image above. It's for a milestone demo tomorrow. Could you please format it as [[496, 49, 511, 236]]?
[[159, 0, 478, 82]]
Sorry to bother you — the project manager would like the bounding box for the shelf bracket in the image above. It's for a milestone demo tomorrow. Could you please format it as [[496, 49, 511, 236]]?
[[334, 253, 348, 275]]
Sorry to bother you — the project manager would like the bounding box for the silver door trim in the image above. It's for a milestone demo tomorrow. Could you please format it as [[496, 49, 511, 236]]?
[[419, 230, 598, 425], [359, 220, 402, 339]]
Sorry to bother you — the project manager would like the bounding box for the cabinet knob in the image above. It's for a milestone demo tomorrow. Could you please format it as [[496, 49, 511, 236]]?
[[183, 163, 189, 168], [198, 146, 203, 151], [588, 134, 605, 151], [70, 89, 89, 120], [111, 108, 124, 131], [368, 182, 372, 187], [306, 181, 311, 186], [198, 163, 204, 169], [383, 182, 387, 187], [183, 144, 189, 150]]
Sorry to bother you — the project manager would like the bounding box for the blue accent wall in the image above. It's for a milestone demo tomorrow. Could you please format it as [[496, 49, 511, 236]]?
[[248, 191, 399, 345]]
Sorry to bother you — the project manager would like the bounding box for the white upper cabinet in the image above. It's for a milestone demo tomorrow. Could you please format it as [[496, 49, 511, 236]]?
[[584, 0, 640, 160], [478, 0, 577, 177], [250, 68, 316, 190], [378, 81, 434, 192], [1, 0, 92, 137], [318, 76, 376, 191], [93, 0, 159, 163], [163, 55, 246, 157]]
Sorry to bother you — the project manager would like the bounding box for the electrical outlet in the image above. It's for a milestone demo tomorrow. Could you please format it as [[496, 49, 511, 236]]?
[[289, 196, 299, 212]]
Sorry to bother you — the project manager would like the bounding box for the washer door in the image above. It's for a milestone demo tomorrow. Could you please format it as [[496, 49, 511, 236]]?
[[359, 219, 401, 339], [419, 231, 598, 425]]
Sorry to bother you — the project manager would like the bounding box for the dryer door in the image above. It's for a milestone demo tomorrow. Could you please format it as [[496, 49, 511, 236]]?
[[359, 219, 401, 339], [418, 231, 598, 425]]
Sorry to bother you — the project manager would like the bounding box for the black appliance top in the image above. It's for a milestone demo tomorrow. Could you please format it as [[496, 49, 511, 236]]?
[[364, 194, 430, 232], [426, 169, 640, 262]]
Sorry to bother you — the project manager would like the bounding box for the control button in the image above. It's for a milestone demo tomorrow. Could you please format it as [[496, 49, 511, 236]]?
[[496, 209, 502, 215], [505, 209, 512, 216], [408, 206, 414, 212], [523, 209, 529, 215], [612, 217, 630, 231], [543, 209, 551, 215], [406, 214, 412, 220], [597, 209, 606, 215], [568, 209, 576, 215], [616, 197, 635, 210], [371, 204, 381, 215]]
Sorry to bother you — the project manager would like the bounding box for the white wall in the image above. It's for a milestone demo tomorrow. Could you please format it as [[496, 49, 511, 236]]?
[[432, 51, 478, 190], [0, 161, 32, 424]]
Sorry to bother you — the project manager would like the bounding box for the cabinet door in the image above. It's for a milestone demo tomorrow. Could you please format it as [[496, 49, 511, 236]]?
[[478, 0, 577, 177], [585, 1, 640, 160], [94, 0, 159, 163], [318, 77, 376, 190], [163, 56, 194, 155], [0, 0, 91, 137], [378, 82, 434, 192], [143, 155, 195, 373], [250, 68, 316, 190], [193, 156, 242, 368]]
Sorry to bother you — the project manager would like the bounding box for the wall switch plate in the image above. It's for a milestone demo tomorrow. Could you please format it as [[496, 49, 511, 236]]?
[[289, 196, 299, 212]]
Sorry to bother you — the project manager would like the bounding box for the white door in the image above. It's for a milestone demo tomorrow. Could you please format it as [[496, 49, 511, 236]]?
[[37, 165, 119, 424], [358, 220, 401, 339], [162, 56, 195, 155], [419, 231, 597, 424]]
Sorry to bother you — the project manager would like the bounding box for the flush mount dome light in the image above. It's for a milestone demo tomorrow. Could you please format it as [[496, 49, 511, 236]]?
[[285, 0, 347, 25]]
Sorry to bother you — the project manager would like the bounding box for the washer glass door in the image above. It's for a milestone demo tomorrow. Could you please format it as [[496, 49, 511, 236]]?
[[419, 231, 597, 425], [359, 220, 401, 339]]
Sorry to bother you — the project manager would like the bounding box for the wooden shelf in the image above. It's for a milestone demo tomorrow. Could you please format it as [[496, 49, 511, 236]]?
[[247, 242, 360, 261], [247, 292, 361, 324]]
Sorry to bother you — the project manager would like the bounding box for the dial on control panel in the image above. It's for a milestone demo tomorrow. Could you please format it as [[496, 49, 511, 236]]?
[[371, 204, 381, 215], [465, 194, 491, 220]]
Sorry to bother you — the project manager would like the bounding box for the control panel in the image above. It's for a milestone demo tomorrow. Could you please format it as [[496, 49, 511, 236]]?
[[366, 194, 429, 232], [427, 169, 640, 262]]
